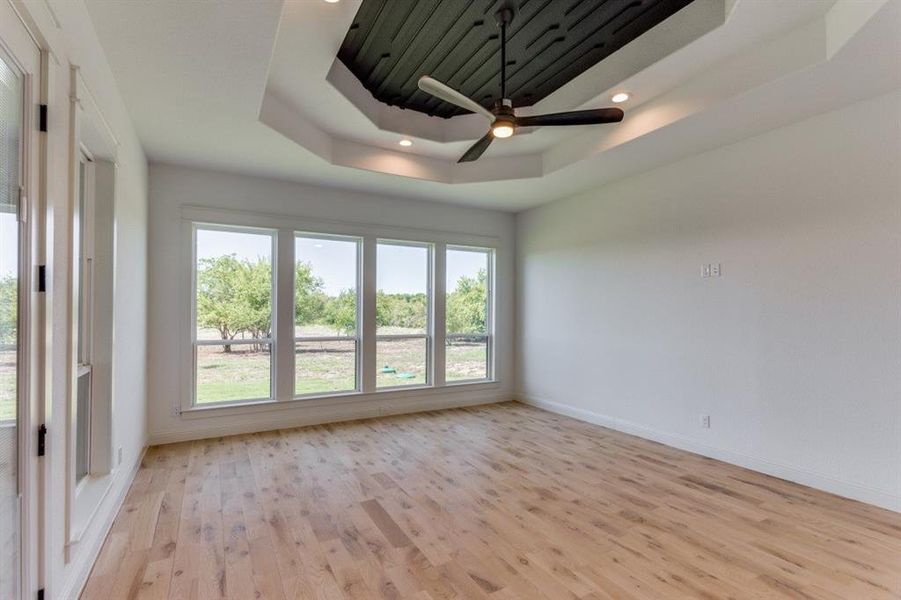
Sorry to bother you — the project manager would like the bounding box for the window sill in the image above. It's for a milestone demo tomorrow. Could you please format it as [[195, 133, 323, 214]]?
[[178, 380, 501, 419], [445, 377, 494, 386], [373, 383, 434, 393], [69, 470, 115, 548], [293, 389, 361, 401]]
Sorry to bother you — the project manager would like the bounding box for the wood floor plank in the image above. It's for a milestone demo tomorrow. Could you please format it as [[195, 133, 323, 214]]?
[[82, 402, 901, 599]]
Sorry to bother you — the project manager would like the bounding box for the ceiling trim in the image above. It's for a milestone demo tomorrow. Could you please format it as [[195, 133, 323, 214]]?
[[259, 0, 879, 186], [260, 0, 727, 182], [85, 0, 899, 210]]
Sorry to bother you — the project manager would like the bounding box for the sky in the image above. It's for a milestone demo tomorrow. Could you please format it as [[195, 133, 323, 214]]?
[[196, 229, 487, 296]]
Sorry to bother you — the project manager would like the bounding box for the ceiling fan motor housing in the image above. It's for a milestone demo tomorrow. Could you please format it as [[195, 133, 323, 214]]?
[[491, 99, 516, 137], [493, 98, 514, 116]]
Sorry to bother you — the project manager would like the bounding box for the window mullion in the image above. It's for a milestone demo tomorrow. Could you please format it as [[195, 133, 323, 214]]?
[[275, 228, 295, 401], [361, 236, 377, 393], [488, 249, 495, 380], [433, 242, 446, 387]]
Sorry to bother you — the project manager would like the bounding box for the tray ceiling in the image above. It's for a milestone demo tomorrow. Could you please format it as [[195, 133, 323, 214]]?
[[338, 0, 695, 118], [83, 0, 899, 209]]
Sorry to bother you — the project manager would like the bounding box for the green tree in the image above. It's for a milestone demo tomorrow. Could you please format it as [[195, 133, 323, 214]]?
[[323, 289, 357, 335], [295, 261, 325, 328], [238, 258, 274, 345], [196, 255, 245, 350], [196, 255, 282, 352], [0, 276, 17, 346], [376, 291, 427, 330], [446, 268, 487, 334]]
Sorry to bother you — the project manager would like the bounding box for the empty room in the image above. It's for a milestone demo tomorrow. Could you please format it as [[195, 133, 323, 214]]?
[[0, 0, 899, 598]]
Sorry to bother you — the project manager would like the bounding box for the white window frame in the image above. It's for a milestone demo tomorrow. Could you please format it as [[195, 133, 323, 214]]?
[[445, 245, 495, 385], [65, 66, 120, 562], [374, 239, 434, 391], [73, 148, 94, 487], [177, 206, 500, 417], [190, 223, 277, 407], [293, 232, 362, 398]]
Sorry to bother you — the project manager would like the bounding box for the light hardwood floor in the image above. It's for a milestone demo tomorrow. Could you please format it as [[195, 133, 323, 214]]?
[[82, 402, 901, 599]]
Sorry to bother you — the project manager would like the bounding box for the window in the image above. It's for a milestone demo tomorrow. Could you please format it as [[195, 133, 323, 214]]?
[[75, 153, 94, 483], [67, 72, 121, 552], [193, 226, 275, 404], [376, 241, 431, 388], [294, 234, 360, 396], [0, 48, 23, 597], [446, 247, 492, 382], [184, 217, 497, 408]]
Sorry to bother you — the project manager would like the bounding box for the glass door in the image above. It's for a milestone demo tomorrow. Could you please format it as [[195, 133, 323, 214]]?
[[0, 46, 24, 600]]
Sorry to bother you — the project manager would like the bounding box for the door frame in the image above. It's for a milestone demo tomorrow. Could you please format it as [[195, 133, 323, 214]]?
[[0, 1, 46, 598]]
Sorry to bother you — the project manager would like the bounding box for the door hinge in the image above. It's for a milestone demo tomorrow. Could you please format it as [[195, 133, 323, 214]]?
[[38, 104, 48, 132], [37, 265, 46, 292], [37, 424, 46, 457]]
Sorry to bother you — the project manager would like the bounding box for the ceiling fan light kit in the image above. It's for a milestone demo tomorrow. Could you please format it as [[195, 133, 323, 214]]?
[[491, 99, 515, 138], [492, 122, 514, 138], [416, 4, 625, 163]]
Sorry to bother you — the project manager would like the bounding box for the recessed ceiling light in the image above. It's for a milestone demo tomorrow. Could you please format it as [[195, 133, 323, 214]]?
[[314, 243, 323, 248], [398, 139, 413, 147], [611, 92, 630, 103], [323, 0, 340, 3]]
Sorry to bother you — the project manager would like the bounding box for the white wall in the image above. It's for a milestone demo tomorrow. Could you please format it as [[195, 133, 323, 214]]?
[[516, 90, 901, 511], [16, 0, 149, 596], [147, 163, 515, 443]]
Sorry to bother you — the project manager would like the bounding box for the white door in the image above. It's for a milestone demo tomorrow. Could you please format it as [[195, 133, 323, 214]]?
[[0, 3, 42, 598]]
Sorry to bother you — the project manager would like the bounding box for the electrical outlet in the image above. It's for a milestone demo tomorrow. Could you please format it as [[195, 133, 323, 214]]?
[[702, 263, 722, 278], [701, 415, 711, 429]]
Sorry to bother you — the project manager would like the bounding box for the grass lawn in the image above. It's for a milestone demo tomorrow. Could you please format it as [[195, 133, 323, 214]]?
[[296, 340, 356, 395], [0, 351, 16, 422], [446, 341, 488, 381], [0, 337, 492, 413], [196, 338, 488, 404], [376, 337, 427, 388], [196, 346, 271, 403]]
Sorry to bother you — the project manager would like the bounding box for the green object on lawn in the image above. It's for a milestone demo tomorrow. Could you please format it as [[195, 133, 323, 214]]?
[[380, 365, 396, 374], [396, 372, 415, 379]]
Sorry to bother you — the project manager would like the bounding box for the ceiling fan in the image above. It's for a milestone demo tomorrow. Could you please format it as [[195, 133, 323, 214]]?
[[417, 5, 625, 163]]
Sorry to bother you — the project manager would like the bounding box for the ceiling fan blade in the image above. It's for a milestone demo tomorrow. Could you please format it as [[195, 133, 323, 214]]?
[[418, 76, 494, 121], [458, 132, 494, 163], [516, 107, 624, 127]]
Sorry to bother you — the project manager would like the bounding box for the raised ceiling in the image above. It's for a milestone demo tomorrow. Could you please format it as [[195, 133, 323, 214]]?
[[84, 0, 899, 210], [338, 0, 696, 118]]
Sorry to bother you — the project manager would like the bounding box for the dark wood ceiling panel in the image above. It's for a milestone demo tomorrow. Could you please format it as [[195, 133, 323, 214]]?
[[338, 0, 695, 118]]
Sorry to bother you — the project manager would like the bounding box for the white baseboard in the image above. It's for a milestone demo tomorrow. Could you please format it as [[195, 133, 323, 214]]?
[[57, 445, 148, 600], [518, 393, 900, 513], [149, 388, 511, 445]]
